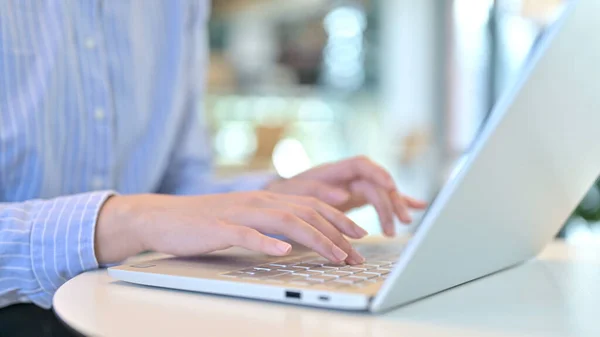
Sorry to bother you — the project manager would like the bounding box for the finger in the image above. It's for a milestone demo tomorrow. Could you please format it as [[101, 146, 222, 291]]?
[[403, 195, 428, 209], [265, 210, 350, 263], [297, 180, 351, 206], [300, 156, 396, 192], [224, 224, 293, 256], [268, 200, 365, 264], [351, 180, 396, 237], [276, 194, 368, 239], [287, 199, 366, 265], [391, 191, 413, 224], [269, 179, 351, 206], [336, 156, 396, 191], [225, 208, 349, 263], [336, 192, 368, 212], [288, 205, 364, 265], [256, 199, 355, 255]]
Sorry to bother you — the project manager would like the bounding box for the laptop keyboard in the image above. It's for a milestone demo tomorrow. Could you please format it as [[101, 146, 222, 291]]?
[[221, 244, 403, 289]]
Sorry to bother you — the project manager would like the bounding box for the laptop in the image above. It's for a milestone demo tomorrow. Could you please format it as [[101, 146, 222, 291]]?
[[109, 0, 600, 313]]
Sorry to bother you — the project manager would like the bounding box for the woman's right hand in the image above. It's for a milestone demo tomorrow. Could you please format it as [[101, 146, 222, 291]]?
[[94, 192, 368, 266]]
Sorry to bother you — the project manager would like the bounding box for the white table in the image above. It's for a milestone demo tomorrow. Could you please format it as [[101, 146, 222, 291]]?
[[54, 241, 600, 337]]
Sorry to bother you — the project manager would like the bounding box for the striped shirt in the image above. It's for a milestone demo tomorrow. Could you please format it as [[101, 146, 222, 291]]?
[[0, 0, 272, 309]]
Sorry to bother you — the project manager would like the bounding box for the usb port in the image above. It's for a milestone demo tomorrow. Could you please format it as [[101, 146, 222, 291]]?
[[285, 291, 301, 299]]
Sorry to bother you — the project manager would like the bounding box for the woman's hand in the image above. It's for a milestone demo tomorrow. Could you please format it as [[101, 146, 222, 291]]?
[[266, 156, 427, 236], [95, 192, 368, 265]]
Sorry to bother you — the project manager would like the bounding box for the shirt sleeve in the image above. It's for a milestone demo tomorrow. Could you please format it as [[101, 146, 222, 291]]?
[[0, 191, 114, 309], [157, 3, 277, 196]]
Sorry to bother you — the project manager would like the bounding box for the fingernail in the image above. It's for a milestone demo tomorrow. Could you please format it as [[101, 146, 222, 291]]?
[[276, 242, 292, 254], [354, 226, 369, 238], [331, 246, 348, 261]]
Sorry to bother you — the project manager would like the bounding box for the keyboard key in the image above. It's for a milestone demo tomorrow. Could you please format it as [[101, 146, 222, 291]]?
[[339, 267, 365, 273], [257, 270, 291, 278], [308, 275, 338, 282], [292, 263, 315, 269], [247, 270, 278, 276], [304, 278, 324, 283], [254, 266, 272, 271], [334, 276, 364, 284], [366, 260, 393, 266], [350, 264, 377, 270], [351, 281, 370, 288], [322, 262, 346, 268], [365, 268, 390, 276], [332, 279, 355, 285], [292, 270, 323, 277], [362, 264, 381, 268], [268, 262, 288, 267], [324, 271, 352, 277], [290, 279, 324, 286], [305, 279, 327, 285], [308, 267, 337, 273], [270, 274, 307, 282], [352, 272, 378, 280], [265, 279, 285, 283]]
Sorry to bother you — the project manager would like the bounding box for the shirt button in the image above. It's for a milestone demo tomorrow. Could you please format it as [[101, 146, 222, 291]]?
[[85, 37, 96, 49], [94, 108, 105, 121], [91, 177, 104, 190]]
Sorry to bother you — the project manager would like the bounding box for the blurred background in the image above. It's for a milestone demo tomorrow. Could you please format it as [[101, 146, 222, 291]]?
[[203, 0, 600, 241]]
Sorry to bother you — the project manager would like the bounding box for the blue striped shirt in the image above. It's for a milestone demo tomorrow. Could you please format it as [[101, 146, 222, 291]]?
[[0, 0, 272, 309]]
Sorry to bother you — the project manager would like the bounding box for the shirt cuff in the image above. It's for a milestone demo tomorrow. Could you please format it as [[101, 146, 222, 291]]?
[[28, 191, 115, 308]]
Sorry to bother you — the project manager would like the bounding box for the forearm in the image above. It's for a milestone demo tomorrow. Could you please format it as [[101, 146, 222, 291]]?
[[0, 192, 113, 309]]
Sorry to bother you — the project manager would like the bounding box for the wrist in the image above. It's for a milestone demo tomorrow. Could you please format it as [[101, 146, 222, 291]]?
[[264, 176, 285, 192], [95, 195, 147, 264]]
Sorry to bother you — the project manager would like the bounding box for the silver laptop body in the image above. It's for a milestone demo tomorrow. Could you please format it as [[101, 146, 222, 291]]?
[[109, 0, 600, 313]]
